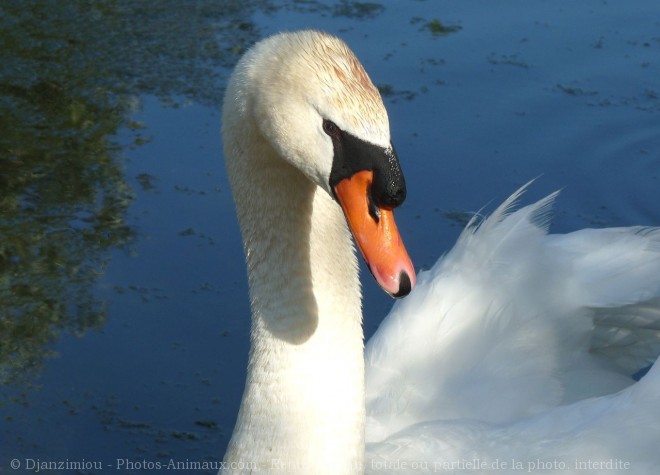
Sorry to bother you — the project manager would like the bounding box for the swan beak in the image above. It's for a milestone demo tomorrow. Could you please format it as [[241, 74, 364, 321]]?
[[334, 170, 416, 298]]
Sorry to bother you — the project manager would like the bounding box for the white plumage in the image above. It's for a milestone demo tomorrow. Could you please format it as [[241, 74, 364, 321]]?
[[365, 184, 660, 473]]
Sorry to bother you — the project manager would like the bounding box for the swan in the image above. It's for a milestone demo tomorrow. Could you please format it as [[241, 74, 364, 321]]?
[[220, 30, 660, 474]]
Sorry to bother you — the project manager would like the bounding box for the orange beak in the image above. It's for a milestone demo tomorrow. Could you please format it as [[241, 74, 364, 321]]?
[[334, 170, 416, 298]]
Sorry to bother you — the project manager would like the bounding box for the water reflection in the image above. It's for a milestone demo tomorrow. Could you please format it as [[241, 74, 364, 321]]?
[[0, 0, 264, 388]]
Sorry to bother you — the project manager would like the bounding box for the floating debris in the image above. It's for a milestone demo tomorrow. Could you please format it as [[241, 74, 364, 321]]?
[[556, 84, 599, 96], [421, 18, 462, 37], [136, 173, 157, 191], [487, 53, 530, 69]]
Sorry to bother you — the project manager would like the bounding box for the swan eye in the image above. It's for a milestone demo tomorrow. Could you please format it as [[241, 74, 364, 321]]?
[[322, 119, 341, 139]]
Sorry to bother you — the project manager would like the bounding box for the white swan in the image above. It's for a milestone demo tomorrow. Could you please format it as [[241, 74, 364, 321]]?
[[220, 30, 660, 474]]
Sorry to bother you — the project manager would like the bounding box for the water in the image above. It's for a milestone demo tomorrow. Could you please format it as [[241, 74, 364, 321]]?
[[1, 1, 659, 472]]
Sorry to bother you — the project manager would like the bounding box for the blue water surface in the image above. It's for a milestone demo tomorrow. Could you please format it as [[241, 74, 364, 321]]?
[[2, 1, 659, 472]]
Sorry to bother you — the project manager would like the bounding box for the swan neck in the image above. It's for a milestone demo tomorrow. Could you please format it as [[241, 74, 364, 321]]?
[[223, 130, 365, 474]]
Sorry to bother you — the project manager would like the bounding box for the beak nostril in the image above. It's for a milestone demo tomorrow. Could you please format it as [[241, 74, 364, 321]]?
[[367, 187, 381, 223]]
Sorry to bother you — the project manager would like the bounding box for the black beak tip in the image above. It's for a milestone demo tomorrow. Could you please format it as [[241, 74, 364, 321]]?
[[391, 271, 412, 299]]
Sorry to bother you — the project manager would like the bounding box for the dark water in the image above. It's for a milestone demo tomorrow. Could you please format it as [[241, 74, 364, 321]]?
[[1, 0, 659, 472]]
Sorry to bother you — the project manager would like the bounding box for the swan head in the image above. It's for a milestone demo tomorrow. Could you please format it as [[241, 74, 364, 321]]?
[[223, 30, 415, 297]]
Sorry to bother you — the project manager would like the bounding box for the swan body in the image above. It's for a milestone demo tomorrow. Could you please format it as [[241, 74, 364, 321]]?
[[364, 189, 660, 473], [220, 30, 660, 474]]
